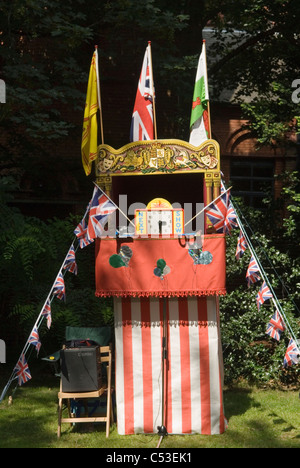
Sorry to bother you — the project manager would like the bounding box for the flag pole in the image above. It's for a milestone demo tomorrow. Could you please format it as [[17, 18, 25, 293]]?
[[95, 45, 104, 144], [148, 41, 158, 140], [202, 40, 212, 139], [157, 296, 168, 445]]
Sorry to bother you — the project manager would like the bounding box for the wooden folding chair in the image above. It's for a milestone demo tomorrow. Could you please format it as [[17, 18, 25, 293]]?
[[57, 344, 113, 438]]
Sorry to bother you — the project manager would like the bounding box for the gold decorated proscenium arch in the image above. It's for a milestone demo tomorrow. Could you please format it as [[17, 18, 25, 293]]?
[[96, 139, 220, 177]]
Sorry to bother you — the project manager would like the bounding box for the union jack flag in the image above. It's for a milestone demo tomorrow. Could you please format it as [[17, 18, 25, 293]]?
[[87, 186, 117, 240], [235, 230, 248, 259], [63, 244, 78, 275], [266, 310, 285, 341], [29, 327, 41, 354], [15, 354, 32, 386], [256, 281, 273, 310], [53, 272, 65, 301], [206, 191, 229, 233], [246, 256, 261, 286], [206, 189, 237, 235], [74, 217, 94, 249], [224, 204, 238, 234], [42, 299, 52, 329], [130, 44, 154, 142], [283, 338, 299, 367], [221, 183, 238, 234]]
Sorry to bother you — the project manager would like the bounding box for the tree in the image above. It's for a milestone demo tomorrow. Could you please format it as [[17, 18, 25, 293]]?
[[1, 0, 299, 384], [0, 0, 193, 195], [0, 176, 113, 355], [205, 0, 300, 147], [220, 173, 300, 386], [1, 0, 300, 184]]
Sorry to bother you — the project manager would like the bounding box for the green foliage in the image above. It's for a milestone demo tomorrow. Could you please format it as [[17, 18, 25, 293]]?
[[220, 176, 300, 386], [281, 172, 300, 244], [0, 0, 91, 139], [208, 0, 300, 147], [0, 177, 114, 352], [1, 0, 300, 187], [1, 175, 300, 385]]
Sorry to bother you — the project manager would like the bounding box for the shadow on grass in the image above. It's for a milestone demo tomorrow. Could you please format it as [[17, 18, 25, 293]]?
[[1, 372, 299, 448], [223, 386, 260, 419]]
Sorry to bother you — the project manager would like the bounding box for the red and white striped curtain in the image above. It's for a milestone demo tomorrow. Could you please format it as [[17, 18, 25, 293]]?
[[114, 295, 226, 435]]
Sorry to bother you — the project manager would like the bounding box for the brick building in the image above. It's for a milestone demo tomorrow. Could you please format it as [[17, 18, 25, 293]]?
[[211, 103, 298, 207], [203, 27, 299, 209], [3, 27, 298, 217]]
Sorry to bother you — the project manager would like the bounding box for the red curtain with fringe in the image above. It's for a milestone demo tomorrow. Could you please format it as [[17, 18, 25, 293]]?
[[95, 235, 226, 298]]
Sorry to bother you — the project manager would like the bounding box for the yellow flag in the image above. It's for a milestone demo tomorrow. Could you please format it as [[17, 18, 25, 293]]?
[[81, 51, 99, 176]]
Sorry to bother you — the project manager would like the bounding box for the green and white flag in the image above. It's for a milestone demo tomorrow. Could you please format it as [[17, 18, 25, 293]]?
[[189, 41, 210, 146]]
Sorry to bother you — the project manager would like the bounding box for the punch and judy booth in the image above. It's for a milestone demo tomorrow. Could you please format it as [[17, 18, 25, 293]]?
[[95, 138, 227, 435]]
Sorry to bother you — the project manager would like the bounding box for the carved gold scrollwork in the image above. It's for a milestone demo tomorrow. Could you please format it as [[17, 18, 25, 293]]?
[[97, 149, 125, 173], [96, 139, 220, 176]]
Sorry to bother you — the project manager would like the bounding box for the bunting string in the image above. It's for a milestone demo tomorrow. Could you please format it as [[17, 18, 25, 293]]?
[[0, 184, 115, 403], [1, 180, 299, 403], [234, 201, 300, 317], [220, 180, 299, 363], [231, 194, 298, 346]]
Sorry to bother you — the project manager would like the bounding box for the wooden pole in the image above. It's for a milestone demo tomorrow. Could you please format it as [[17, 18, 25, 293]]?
[[202, 40, 212, 139], [95, 45, 104, 144], [202, 39, 212, 232], [148, 41, 158, 140]]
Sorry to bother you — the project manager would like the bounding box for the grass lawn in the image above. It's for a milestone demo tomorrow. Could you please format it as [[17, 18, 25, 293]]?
[[0, 371, 299, 448]]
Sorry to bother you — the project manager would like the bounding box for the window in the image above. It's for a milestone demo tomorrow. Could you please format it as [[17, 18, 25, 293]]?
[[230, 159, 274, 208]]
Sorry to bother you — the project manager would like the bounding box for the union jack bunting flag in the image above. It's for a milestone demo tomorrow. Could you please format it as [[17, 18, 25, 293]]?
[[15, 354, 32, 386], [74, 216, 94, 249], [266, 310, 285, 341], [53, 272, 65, 301], [206, 192, 229, 233], [206, 190, 237, 234], [283, 338, 299, 367], [235, 230, 248, 259], [224, 204, 238, 234], [130, 44, 154, 142], [42, 299, 52, 329], [63, 244, 78, 275], [87, 186, 117, 240], [246, 256, 261, 286], [256, 281, 273, 310], [28, 327, 41, 354], [221, 183, 238, 235]]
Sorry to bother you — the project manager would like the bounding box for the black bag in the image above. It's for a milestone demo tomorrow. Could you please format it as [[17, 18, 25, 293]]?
[[64, 339, 99, 349]]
